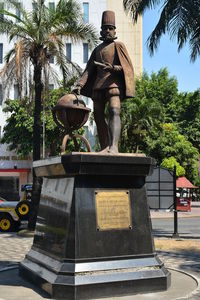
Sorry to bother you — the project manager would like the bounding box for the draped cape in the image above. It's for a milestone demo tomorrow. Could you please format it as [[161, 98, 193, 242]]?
[[78, 41, 135, 99]]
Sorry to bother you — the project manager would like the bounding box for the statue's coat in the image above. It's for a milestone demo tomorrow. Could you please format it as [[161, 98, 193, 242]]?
[[78, 41, 135, 99]]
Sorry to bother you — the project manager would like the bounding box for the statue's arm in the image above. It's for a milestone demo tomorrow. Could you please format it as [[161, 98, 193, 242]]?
[[77, 50, 96, 88], [96, 61, 122, 72]]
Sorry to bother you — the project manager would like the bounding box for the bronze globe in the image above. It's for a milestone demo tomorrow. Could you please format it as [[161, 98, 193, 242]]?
[[52, 93, 91, 132], [52, 93, 91, 154]]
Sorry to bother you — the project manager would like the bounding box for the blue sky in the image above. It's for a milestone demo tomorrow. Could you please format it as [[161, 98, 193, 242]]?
[[143, 8, 200, 92]]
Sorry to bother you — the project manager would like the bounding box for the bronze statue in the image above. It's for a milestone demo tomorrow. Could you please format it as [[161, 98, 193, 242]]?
[[74, 10, 134, 154]]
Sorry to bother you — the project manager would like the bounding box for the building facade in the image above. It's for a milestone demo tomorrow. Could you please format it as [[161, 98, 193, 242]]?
[[0, 0, 142, 199]]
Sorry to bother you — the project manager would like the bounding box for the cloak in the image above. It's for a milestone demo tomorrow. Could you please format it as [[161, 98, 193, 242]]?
[[78, 41, 135, 99]]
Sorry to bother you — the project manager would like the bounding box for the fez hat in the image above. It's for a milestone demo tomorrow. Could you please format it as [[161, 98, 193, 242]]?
[[101, 10, 116, 28]]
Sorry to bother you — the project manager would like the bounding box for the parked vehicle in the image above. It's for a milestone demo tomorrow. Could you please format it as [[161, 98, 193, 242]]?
[[0, 200, 21, 232], [0, 184, 33, 232]]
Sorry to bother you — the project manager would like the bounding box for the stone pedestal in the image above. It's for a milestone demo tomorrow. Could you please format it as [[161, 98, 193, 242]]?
[[19, 153, 171, 299]]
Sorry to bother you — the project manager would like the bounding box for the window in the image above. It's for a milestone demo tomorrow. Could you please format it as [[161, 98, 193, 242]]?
[[49, 2, 55, 11], [83, 2, 89, 23], [49, 55, 54, 64], [0, 3, 4, 20], [0, 84, 3, 105], [14, 84, 19, 99], [49, 84, 54, 91], [66, 43, 71, 61], [0, 43, 3, 63], [32, 2, 37, 10], [83, 43, 88, 63], [0, 177, 19, 201]]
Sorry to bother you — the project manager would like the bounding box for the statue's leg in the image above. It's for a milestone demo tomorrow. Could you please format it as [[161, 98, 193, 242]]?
[[93, 90, 109, 151], [108, 88, 121, 154]]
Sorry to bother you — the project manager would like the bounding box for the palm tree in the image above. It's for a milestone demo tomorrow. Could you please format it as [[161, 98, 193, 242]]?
[[123, 0, 200, 61], [120, 96, 162, 153], [0, 0, 98, 230]]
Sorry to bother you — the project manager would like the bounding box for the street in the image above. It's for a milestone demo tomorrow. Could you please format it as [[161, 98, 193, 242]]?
[[152, 216, 200, 238]]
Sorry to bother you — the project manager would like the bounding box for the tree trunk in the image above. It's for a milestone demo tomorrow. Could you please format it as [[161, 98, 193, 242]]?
[[28, 61, 43, 230]]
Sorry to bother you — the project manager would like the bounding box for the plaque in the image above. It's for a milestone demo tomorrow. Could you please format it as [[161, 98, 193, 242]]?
[[95, 190, 132, 231]]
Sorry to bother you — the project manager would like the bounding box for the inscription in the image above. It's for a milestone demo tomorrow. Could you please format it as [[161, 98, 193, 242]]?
[[95, 190, 132, 231]]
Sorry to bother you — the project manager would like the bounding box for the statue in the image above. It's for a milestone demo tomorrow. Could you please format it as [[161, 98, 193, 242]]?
[[74, 10, 135, 154], [21, 12, 170, 296]]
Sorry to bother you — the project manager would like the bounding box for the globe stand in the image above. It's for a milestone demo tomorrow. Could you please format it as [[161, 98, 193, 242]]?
[[52, 93, 91, 154], [61, 133, 92, 155]]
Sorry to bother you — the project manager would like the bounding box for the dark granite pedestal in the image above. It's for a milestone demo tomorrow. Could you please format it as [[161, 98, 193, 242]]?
[[19, 153, 171, 299]]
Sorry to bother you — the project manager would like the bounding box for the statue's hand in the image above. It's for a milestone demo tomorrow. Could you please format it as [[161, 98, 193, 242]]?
[[102, 63, 123, 72], [103, 62, 113, 71], [72, 85, 81, 95], [113, 65, 123, 72]]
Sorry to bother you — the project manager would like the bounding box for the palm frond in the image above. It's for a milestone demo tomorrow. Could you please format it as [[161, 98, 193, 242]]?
[[4, 48, 16, 63], [0, 9, 33, 42], [0, 18, 15, 34], [56, 22, 98, 49], [124, 0, 200, 61], [189, 28, 200, 62], [1, 0, 27, 24], [0, 0, 98, 101], [46, 64, 60, 86], [123, 0, 162, 21]]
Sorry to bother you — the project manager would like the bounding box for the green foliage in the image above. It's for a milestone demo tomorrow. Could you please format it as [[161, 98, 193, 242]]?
[[120, 96, 162, 153], [138, 69, 179, 109], [120, 68, 200, 184], [120, 68, 177, 153], [1, 83, 85, 157], [1, 98, 34, 157], [145, 123, 199, 183], [168, 90, 200, 150], [161, 157, 185, 177]]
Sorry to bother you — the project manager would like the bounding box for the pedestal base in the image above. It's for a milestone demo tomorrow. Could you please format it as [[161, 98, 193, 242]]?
[[20, 154, 171, 299]]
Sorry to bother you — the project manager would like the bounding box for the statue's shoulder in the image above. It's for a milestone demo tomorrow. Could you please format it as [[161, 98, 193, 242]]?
[[95, 42, 104, 50], [115, 41, 125, 48]]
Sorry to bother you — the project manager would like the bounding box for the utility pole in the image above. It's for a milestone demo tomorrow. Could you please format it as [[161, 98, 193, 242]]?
[[42, 97, 45, 159], [172, 165, 179, 238]]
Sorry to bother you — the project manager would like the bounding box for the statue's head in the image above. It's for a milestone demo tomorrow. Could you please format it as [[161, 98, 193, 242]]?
[[100, 10, 117, 42]]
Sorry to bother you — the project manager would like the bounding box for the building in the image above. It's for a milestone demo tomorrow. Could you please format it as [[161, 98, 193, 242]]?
[[0, 0, 142, 199]]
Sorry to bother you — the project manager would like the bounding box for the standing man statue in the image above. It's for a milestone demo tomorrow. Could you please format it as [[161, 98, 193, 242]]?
[[74, 10, 134, 154]]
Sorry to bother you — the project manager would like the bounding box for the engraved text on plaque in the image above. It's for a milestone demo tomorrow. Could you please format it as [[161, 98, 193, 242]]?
[[95, 190, 132, 230]]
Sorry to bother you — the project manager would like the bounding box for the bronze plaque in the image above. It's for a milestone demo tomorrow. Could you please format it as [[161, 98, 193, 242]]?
[[95, 190, 132, 231]]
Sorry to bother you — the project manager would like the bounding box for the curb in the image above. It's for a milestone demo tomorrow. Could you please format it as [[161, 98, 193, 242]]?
[[168, 268, 200, 300], [0, 265, 18, 273], [151, 215, 200, 219]]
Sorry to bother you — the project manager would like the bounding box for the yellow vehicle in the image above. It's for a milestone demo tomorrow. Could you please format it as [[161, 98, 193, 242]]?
[[0, 185, 32, 232], [0, 199, 21, 232]]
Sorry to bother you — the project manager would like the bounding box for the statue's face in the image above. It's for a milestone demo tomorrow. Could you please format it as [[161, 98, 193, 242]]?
[[100, 25, 116, 41]]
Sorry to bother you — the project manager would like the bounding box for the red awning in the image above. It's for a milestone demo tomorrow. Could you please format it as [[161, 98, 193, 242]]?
[[0, 169, 30, 173], [176, 177, 197, 189]]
